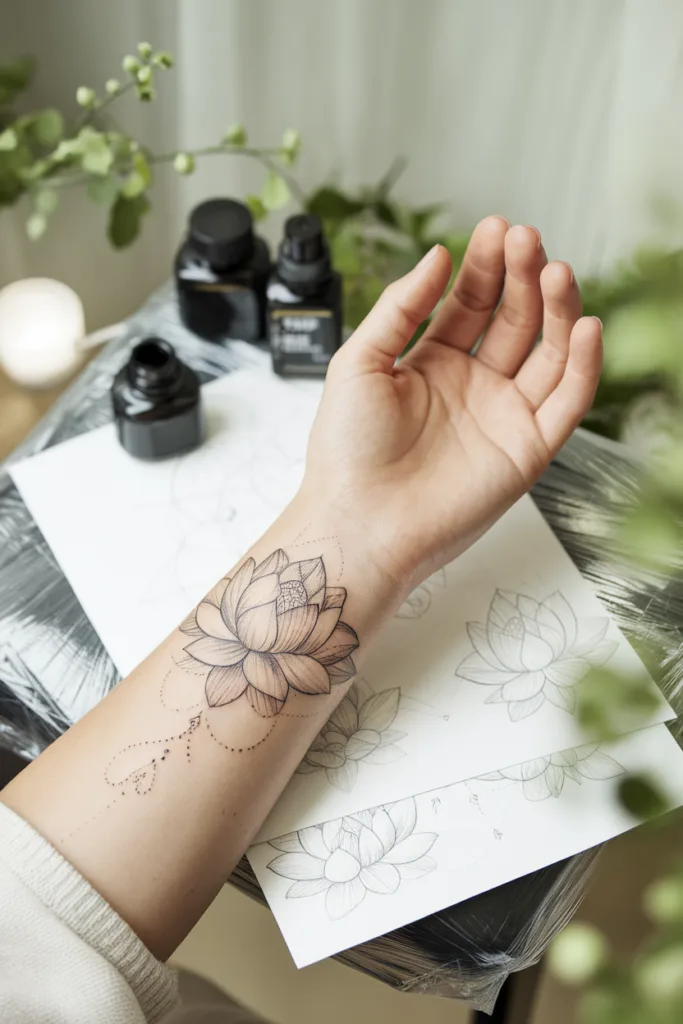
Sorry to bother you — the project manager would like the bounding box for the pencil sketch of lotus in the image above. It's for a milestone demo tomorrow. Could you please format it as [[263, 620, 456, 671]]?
[[456, 589, 618, 721], [296, 683, 406, 790], [396, 568, 446, 620], [477, 743, 625, 801], [267, 798, 437, 919]]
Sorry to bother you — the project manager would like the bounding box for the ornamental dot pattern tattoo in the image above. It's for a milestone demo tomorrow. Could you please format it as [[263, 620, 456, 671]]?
[[180, 549, 359, 717]]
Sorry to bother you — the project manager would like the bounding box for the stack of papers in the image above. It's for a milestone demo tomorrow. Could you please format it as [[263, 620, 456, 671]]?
[[10, 367, 683, 968]]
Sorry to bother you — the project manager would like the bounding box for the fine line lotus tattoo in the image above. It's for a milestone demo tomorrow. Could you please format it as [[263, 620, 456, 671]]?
[[477, 743, 625, 801], [456, 589, 617, 721], [266, 798, 437, 920], [297, 682, 406, 791], [105, 548, 358, 798], [180, 549, 359, 717]]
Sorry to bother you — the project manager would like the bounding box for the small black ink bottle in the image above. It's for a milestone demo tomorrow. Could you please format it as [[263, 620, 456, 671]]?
[[267, 213, 343, 376], [112, 338, 203, 459], [175, 198, 270, 343]]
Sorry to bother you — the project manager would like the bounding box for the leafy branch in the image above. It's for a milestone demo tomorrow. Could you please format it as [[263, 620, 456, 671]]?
[[0, 42, 303, 248]]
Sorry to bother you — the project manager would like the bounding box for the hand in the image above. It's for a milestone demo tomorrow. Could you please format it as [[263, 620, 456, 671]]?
[[303, 217, 602, 584]]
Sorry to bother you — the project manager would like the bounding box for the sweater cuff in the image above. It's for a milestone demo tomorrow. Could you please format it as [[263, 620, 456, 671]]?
[[0, 802, 178, 1023]]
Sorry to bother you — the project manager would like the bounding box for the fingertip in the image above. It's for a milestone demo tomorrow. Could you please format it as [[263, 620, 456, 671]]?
[[475, 214, 510, 240], [570, 315, 604, 370], [540, 260, 575, 295]]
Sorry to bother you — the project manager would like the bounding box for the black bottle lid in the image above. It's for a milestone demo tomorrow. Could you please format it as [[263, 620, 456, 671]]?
[[113, 338, 203, 460], [277, 213, 332, 295], [188, 198, 255, 269], [127, 338, 182, 393]]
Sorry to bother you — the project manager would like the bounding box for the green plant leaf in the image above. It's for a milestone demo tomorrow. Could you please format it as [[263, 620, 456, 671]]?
[[0, 128, 18, 151], [0, 57, 35, 106], [33, 109, 64, 146], [107, 192, 150, 248], [307, 186, 364, 221], [245, 194, 267, 221], [577, 666, 661, 741], [26, 212, 47, 240], [223, 123, 247, 147], [33, 188, 58, 215], [618, 773, 670, 820], [262, 170, 290, 210], [87, 175, 119, 206], [80, 132, 114, 176]]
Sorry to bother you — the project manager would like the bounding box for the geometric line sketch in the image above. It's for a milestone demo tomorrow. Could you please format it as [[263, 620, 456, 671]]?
[[266, 798, 437, 920], [455, 588, 617, 721], [477, 743, 625, 801], [296, 678, 406, 791], [395, 567, 446, 620]]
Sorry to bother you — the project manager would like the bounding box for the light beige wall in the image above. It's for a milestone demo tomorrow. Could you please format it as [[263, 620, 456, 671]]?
[[2, 0, 683, 329]]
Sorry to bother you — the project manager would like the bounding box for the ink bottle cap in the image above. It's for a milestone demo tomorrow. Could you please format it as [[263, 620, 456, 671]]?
[[112, 338, 203, 459], [188, 199, 255, 270], [276, 214, 332, 297], [175, 199, 271, 342]]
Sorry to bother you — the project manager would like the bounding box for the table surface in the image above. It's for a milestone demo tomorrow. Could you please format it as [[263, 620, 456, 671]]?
[[1, 281, 677, 1013]]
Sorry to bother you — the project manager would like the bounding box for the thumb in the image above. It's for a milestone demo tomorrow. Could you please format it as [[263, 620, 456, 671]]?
[[339, 245, 452, 373]]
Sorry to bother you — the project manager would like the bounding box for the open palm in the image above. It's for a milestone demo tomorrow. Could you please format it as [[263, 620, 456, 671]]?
[[306, 218, 602, 580]]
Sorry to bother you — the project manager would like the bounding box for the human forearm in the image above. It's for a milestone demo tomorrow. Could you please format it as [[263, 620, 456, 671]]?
[[1, 491, 402, 959]]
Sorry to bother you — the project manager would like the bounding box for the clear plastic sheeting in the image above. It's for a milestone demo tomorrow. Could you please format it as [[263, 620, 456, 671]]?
[[0, 281, 680, 1013]]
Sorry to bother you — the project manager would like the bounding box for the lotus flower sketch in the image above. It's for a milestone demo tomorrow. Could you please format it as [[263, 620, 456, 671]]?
[[477, 743, 625, 800], [396, 568, 446, 619], [267, 798, 437, 919], [180, 549, 358, 717], [456, 589, 617, 721], [297, 683, 406, 790]]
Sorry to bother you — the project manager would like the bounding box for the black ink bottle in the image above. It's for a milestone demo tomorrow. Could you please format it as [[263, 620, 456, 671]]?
[[175, 198, 270, 343], [267, 213, 343, 376], [112, 338, 203, 459]]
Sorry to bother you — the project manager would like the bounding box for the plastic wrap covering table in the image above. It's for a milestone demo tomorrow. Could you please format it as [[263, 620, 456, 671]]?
[[1, 282, 680, 1017]]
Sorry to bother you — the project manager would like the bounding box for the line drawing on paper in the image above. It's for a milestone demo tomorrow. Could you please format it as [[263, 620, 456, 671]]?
[[455, 588, 617, 721], [476, 743, 625, 801], [132, 415, 310, 608], [296, 678, 406, 790], [395, 567, 446, 620], [266, 797, 437, 920]]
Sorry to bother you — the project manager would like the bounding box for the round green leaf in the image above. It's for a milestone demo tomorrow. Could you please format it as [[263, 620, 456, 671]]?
[[152, 51, 174, 69], [26, 212, 47, 240], [34, 109, 63, 146], [223, 123, 247, 146], [34, 188, 58, 215], [548, 922, 608, 985], [262, 170, 290, 211], [76, 86, 96, 108], [0, 128, 18, 151], [618, 773, 670, 820], [643, 875, 683, 924], [173, 152, 195, 175], [107, 193, 150, 248]]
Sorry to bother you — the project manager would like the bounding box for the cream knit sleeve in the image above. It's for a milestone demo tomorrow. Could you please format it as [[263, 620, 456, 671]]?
[[0, 802, 178, 1023]]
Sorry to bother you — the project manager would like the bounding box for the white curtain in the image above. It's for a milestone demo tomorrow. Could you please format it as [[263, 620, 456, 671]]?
[[1, 0, 683, 329]]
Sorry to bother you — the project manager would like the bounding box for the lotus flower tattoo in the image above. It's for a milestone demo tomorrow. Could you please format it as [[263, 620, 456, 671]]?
[[180, 549, 359, 717], [478, 744, 625, 801], [456, 589, 617, 721], [267, 798, 437, 919], [297, 684, 406, 790]]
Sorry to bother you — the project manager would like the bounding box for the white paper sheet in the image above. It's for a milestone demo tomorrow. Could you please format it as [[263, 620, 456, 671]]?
[[10, 367, 674, 841], [247, 724, 683, 967]]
